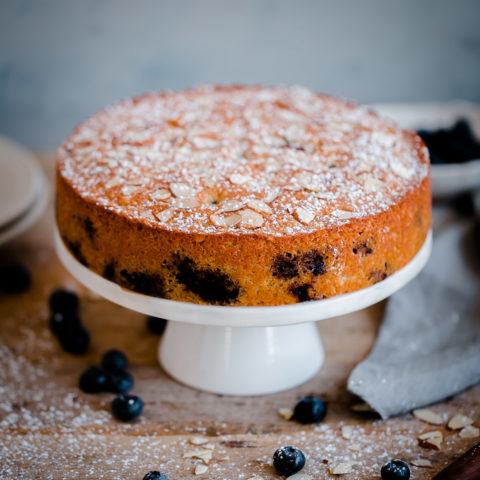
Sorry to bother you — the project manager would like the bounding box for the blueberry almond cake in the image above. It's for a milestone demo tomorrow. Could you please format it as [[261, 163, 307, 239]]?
[[56, 85, 431, 306]]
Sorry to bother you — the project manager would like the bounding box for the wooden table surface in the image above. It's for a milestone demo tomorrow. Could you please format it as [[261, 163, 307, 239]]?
[[0, 154, 478, 480]]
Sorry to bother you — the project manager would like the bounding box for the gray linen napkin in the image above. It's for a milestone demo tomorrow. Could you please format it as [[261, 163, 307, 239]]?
[[347, 206, 480, 419]]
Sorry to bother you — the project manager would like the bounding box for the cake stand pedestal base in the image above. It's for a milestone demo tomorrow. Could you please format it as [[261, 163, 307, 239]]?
[[160, 321, 324, 395]]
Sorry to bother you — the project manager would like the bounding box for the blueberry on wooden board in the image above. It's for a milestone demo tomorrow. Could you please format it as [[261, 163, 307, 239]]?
[[0, 263, 31, 293], [146, 316, 168, 335], [273, 446, 306, 476], [111, 394, 143, 422], [79, 366, 108, 393], [49, 288, 79, 313], [101, 349, 128, 372], [49, 310, 82, 336], [59, 325, 90, 355], [143, 472, 169, 480], [381, 459, 410, 480], [106, 370, 134, 393], [293, 395, 327, 424]]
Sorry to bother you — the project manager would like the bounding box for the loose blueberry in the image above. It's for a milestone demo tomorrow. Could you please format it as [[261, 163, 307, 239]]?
[[381, 459, 410, 480], [49, 310, 82, 336], [142, 472, 169, 480], [49, 288, 79, 313], [0, 264, 31, 293], [101, 349, 128, 372], [59, 325, 90, 355], [111, 394, 143, 422], [293, 396, 327, 424], [146, 316, 168, 335], [79, 366, 108, 393], [106, 370, 134, 393], [273, 446, 306, 477]]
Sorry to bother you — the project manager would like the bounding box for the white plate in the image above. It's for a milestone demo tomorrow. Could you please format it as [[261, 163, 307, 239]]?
[[55, 227, 432, 328], [373, 102, 480, 198], [0, 170, 49, 246], [0, 136, 43, 227]]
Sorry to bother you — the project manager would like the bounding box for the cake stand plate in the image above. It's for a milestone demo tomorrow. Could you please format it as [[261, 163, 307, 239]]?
[[55, 228, 432, 395]]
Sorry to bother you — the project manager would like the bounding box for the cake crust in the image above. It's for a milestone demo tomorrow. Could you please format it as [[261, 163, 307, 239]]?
[[56, 85, 431, 306]]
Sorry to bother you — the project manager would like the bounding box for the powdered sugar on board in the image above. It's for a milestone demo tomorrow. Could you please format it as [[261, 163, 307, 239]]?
[[59, 85, 429, 236]]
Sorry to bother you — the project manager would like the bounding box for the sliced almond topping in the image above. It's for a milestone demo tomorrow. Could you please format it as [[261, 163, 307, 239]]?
[[183, 448, 213, 464], [105, 176, 123, 188], [459, 425, 480, 438], [154, 208, 174, 223], [263, 135, 287, 147], [239, 209, 264, 228], [264, 188, 281, 203], [332, 209, 357, 220], [150, 188, 171, 201], [294, 207, 315, 224], [192, 137, 219, 149], [138, 210, 156, 222], [194, 464, 208, 475], [295, 172, 322, 192], [391, 160, 414, 179], [169, 182, 196, 198], [265, 158, 281, 172], [341, 425, 354, 440], [218, 199, 245, 213], [171, 197, 199, 209], [247, 199, 273, 214], [188, 436, 209, 446], [413, 409, 443, 425], [277, 408, 293, 421], [347, 443, 361, 452], [411, 458, 433, 468], [121, 185, 140, 196], [229, 173, 250, 185], [418, 430, 443, 450], [286, 473, 312, 480], [362, 177, 383, 193], [210, 213, 242, 227], [447, 414, 474, 430], [329, 461, 355, 475]]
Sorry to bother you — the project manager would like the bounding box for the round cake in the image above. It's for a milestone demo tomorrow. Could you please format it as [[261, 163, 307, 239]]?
[[56, 85, 431, 306]]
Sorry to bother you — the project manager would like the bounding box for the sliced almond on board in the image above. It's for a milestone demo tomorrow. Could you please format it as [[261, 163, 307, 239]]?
[[194, 464, 208, 475], [413, 408, 443, 425], [277, 408, 293, 421], [418, 430, 443, 450], [341, 425, 354, 440], [329, 461, 355, 475], [411, 458, 433, 468], [447, 414, 474, 430], [183, 448, 213, 464], [459, 425, 480, 438]]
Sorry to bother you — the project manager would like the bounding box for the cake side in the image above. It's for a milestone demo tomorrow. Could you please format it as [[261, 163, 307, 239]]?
[[56, 168, 430, 306]]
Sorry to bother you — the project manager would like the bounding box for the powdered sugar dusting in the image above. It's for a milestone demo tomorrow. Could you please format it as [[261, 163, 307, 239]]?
[[59, 85, 429, 236]]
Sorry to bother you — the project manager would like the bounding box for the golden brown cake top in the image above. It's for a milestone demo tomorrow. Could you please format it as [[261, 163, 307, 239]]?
[[58, 85, 429, 236]]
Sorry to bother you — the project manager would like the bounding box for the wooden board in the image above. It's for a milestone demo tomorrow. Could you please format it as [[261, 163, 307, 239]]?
[[0, 154, 478, 479]]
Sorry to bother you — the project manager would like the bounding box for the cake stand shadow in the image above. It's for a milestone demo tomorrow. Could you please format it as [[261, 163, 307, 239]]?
[[54, 227, 432, 396]]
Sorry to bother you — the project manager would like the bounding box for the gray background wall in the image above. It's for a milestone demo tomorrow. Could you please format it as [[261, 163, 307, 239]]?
[[1, 0, 479, 148]]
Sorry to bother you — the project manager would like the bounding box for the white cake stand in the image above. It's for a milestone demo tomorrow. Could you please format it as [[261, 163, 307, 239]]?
[[55, 227, 432, 395]]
